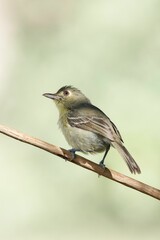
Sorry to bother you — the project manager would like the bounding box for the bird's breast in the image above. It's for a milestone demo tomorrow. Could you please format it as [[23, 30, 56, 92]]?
[[58, 115, 107, 153]]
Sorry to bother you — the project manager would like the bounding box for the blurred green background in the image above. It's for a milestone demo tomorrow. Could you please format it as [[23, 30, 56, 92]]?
[[0, 0, 160, 239]]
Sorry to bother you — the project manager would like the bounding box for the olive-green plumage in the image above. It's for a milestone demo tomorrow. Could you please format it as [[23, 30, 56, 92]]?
[[43, 86, 141, 174]]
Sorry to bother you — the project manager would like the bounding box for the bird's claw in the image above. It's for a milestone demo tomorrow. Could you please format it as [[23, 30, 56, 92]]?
[[99, 160, 106, 169], [68, 148, 77, 160]]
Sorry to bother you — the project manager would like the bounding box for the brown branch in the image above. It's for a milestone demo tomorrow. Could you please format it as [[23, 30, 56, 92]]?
[[0, 124, 160, 200]]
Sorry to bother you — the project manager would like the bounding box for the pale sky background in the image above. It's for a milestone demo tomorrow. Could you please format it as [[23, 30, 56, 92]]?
[[0, 1, 160, 239]]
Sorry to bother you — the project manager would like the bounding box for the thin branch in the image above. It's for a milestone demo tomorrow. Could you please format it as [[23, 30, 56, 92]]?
[[0, 124, 160, 200]]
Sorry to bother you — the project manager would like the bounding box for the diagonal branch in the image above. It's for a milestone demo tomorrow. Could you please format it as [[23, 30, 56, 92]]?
[[0, 124, 160, 200]]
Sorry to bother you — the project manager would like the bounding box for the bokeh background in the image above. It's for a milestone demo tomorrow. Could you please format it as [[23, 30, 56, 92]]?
[[0, 0, 160, 239]]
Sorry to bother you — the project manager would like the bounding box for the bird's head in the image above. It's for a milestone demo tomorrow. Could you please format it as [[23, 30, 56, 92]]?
[[43, 86, 90, 111]]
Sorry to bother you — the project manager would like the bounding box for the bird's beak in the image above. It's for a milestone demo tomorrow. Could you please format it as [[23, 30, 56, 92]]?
[[43, 93, 62, 100]]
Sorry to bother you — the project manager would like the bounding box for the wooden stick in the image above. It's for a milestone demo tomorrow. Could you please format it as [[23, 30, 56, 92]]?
[[0, 124, 160, 200]]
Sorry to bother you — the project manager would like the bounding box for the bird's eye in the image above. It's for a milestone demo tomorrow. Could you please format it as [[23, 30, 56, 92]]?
[[63, 90, 70, 96]]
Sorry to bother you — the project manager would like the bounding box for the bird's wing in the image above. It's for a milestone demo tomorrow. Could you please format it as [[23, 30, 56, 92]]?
[[67, 105, 123, 143]]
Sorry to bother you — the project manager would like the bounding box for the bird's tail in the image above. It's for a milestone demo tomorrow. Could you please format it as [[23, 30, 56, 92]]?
[[112, 142, 141, 174]]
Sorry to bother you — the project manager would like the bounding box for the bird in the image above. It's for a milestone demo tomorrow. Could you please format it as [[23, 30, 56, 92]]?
[[43, 85, 141, 174]]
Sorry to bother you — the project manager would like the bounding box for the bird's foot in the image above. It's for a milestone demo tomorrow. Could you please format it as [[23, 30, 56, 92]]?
[[68, 148, 80, 160], [98, 160, 106, 177], [99, 160, 106, 169]]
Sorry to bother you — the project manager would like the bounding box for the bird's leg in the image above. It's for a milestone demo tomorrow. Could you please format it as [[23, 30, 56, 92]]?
[[68, 148, 81, 160], [99, 145, 110, 168]]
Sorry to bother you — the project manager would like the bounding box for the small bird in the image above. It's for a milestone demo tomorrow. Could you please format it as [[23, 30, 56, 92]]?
[[43, 86, 141, 174]]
